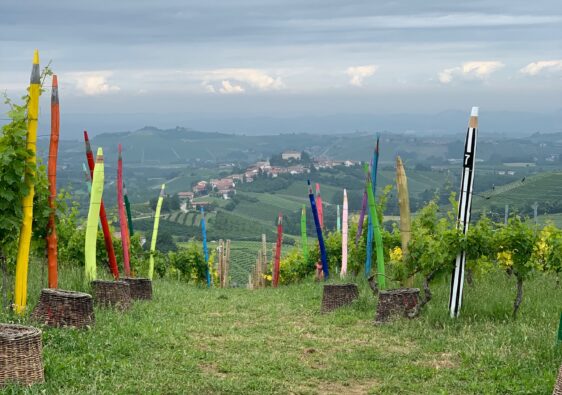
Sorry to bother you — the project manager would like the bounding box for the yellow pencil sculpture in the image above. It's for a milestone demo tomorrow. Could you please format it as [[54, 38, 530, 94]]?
[[14, 50, 40, 314], [85, 148, 105, 282]]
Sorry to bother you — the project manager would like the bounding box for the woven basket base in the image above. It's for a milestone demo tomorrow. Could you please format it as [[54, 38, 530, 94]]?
[[122, 277, 152, 300], [321, 284, 359, 313], [0, 324, 44, 386], [553, 364, 562, 395], [91, 280, 131, 310], [31, 288, 94, 329], [375, 288, 420, 324]]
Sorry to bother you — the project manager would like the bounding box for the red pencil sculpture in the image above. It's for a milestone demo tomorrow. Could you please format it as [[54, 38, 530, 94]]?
[[272, 212, 283, 287], [83, 131, 119, 279], [46, 75, 60, 288], [117, 144, 131, 276]]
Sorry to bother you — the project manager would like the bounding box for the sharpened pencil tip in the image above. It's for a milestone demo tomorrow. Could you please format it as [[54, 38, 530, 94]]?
[[471, 107, 479, 117]]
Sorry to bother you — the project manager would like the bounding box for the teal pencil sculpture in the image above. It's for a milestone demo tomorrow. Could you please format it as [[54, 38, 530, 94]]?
[[124, 183, 134, 236]]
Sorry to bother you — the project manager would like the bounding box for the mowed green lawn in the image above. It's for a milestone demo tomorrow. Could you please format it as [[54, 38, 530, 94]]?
[[3, 268, 562, 394]]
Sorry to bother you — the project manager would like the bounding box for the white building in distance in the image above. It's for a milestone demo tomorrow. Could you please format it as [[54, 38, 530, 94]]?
[[281, 150, 301, 161]]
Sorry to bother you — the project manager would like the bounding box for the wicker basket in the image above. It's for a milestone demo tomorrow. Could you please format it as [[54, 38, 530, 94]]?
[[375, 288, 420, 324], [553, 365, 562, 395], [321, 284, 359, 313], [91, 280, 131, 310], [122, 277, 152, 300], [0, 324, 44, 387], [31, 288, 94, 329]]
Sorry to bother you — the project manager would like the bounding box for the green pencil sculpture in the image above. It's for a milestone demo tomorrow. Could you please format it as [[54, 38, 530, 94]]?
[[148, 184, 165, 279], [364, 164, 385, 289]]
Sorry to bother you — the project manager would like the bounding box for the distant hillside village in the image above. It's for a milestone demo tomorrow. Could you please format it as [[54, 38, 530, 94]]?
[[177, 150, 359, 208]]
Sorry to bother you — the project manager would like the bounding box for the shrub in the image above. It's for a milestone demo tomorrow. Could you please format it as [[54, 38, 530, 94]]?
[[494, 216, 538, 317], [278, 248, 313, 285], [168, 242, 207, 284]]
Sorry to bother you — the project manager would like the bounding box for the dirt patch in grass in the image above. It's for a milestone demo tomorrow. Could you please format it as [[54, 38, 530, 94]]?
[[198, 362, 228, 379], [419, 352, 459, 370], [296, 379, 380, 395]]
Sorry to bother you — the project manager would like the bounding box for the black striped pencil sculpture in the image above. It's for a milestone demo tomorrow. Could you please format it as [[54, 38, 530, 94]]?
[[449, 107, 478, 318]]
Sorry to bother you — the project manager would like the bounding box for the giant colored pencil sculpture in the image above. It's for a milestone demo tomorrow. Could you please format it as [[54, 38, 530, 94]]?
[[82, 163, 92, 193], [148, 184, 165, 280], [124, 184, 134, 235], [84, 131, 119, 279], [315, 183, 324, 229], [356, 151, 374, 246], [364, 164, 385, 289], [201, 207, 211, 287], [341, 189, 349, 277], [46, 74, 60, 289], [449, 107, 479, 318], [365, 137, 379, 277], [14, 50, 40, 313], [396, 156, 412, 286], [355, 190, 368, 246], [300, 205, 309, 262], [336, 204, 341, 232], [272, 213, 283, 287], [117, 144, 131, 276], [308, 180, 328, 278], [85, 148, 105, 282]]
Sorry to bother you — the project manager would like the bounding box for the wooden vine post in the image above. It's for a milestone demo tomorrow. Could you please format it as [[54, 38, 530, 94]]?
[[218, 239, 224, 288], [224, 239, 231, 288]]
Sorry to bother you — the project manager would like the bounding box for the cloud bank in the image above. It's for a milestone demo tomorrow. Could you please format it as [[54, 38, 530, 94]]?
[[438, 61, 505, 84], [201, 68, 283, 94], [346, 65, 378, 87], [66, 71, 121, 95], [520, 60, 562, 76]]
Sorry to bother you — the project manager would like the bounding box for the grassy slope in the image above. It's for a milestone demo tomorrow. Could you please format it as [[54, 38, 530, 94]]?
[[4, 264, 561, 394], [472, 172, 562, 210]]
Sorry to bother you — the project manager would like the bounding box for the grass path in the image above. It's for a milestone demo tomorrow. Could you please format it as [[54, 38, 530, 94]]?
[[3, 271, 562, 394]]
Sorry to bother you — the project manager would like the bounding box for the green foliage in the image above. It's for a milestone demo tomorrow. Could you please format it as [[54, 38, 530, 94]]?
[[405, 198, 462, 283], [539, 225, 562, 277], [128, 233, 145, 276], [56, 197, 83, 266], [278, 247, 313, 285], [150, 250, 168, 279], [0, 94, 33, 257], [465, 215, 495, 275], [149, 193, 180, 212], [143, 228, 177, 253], [0, 65, 51, 265], [347, 220, 366, 276], [494, 216, 537, 279], [31, 161, 51, 253], [168, 242, 207, 284]]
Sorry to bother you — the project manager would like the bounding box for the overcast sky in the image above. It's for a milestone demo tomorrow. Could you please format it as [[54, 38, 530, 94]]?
[[1, 0, 561, 134]]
